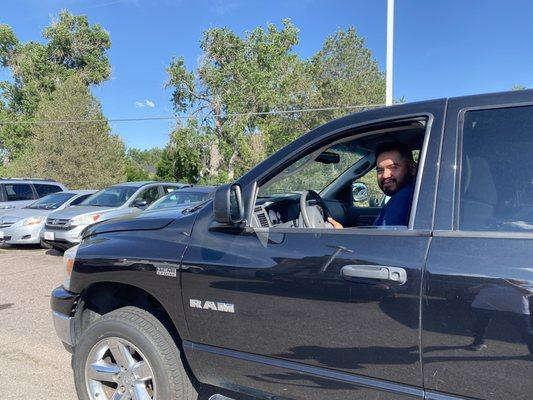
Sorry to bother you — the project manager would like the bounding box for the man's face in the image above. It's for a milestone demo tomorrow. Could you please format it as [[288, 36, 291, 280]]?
[[376, 150, 416, 196]]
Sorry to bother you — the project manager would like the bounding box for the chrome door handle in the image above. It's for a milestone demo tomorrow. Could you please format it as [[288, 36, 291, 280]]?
[[341, 265, 407, 284]]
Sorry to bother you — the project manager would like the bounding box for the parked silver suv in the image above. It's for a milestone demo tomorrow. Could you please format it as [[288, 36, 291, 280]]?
[[41, 181, 190, 250], [0, 178, 67, 215]]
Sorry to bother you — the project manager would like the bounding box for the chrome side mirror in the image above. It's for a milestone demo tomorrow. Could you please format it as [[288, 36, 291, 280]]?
[[351, 182, 368, 203]]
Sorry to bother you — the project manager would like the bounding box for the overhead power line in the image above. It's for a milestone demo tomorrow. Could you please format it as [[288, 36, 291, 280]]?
[[0, 103, 386, 125]]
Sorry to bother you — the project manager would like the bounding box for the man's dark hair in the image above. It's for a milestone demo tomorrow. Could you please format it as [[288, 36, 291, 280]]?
[[375, 141, 414, 162]]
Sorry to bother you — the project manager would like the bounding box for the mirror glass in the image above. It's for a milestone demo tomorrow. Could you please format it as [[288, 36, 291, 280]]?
[[352, 181, 368, 202]]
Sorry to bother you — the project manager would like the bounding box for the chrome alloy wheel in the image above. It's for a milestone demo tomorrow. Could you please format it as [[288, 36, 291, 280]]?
[[85, 337, 156, 400]]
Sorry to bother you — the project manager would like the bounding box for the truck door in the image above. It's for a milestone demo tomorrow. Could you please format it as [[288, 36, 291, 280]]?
[[181, 100, 446, 400], [423, 91, 533, 400]]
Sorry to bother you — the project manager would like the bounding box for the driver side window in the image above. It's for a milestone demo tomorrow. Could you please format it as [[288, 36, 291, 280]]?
[[253, 120, 426, 230]]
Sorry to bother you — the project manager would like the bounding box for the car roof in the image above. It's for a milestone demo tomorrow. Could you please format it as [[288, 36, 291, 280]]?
[[0, 178, 62, 184], [175, 186, 216, 193], [110, 181, 190, 188]]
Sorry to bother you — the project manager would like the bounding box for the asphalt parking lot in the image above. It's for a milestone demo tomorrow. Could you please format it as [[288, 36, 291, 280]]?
[[0, 243, 248, 400], [0, 244, 77, 400]]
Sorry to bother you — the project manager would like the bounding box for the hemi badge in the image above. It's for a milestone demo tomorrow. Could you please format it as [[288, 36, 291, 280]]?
[[156, 266, 177, 277]]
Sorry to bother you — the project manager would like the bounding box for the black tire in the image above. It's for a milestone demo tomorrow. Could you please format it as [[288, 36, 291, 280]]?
[[39, 239, 52, 249], [73, 306, 197, 400]]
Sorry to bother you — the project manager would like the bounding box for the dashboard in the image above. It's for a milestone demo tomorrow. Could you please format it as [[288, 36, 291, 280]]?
[[252, 194, 301, 228], [251, 193, 351, 228]]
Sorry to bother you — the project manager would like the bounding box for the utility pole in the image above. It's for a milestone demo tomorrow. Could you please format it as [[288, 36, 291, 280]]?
[[386, 0, 394, 106]]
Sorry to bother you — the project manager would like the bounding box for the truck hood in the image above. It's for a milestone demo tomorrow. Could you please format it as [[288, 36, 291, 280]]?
[[82, 208, 181, 237]]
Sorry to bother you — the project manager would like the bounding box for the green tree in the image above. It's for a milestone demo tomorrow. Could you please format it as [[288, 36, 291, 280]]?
[[5, 75, 125, 189], [156, 120, 209, 183], [166, 19, 302, 181], [125, 147, 163, 181], [0, 10, 111, 162], [264, 27, 385, 152], [165, 22, 385, 183]]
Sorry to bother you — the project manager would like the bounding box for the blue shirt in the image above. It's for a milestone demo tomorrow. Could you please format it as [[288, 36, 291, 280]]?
[[374, 183, 415, 226]]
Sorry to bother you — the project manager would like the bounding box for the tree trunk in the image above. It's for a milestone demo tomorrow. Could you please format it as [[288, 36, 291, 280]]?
[[208, 100, 224, 178], [227, 148, 238, 181], [208, 140, 221, 177]]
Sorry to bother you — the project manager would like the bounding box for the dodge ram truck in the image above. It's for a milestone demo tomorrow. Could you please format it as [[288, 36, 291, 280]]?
[[51, 90, 533, 400]]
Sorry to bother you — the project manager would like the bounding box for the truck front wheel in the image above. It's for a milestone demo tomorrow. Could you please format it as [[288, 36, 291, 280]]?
[[72, 306, 197, 400]]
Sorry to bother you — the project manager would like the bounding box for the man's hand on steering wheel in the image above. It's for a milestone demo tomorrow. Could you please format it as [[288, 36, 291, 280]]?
[[299, 190, 343, 229]]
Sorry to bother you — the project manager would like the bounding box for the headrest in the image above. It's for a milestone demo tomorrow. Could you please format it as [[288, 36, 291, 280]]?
[[462, 156, 497, 206]]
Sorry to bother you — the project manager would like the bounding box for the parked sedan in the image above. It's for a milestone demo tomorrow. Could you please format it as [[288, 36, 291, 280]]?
[[145, 185, 216, 212], [41, 181, 190, 250], [0, 190, 95, 246]]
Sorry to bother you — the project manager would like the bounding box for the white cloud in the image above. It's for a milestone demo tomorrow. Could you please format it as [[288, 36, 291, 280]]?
[[134, 99, 156, 108]]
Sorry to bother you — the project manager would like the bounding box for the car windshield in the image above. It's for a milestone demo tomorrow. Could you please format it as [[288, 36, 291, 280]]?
[[259, 144, 369, 196], [25, 192, 75, 210], [147, 190, 214, 211], [79, 186, 138, 207]]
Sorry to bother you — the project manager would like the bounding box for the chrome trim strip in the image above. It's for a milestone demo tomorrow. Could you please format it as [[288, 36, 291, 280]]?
[[433, 230, 533, 240], [254, 226, 431, 237], [52, 310, 74, 346], [184, 341, 424, 398], [425, 390, 469, 400]]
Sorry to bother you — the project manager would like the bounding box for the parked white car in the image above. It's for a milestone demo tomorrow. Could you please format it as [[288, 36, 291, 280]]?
[[0, 190, 95, 246]]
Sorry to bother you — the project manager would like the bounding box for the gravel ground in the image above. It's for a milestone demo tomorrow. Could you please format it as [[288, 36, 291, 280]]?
[[0, 243, 248, 400], [0, 244, 77, 400]]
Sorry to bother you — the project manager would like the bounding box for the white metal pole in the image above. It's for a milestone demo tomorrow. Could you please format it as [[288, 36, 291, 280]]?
[[386, 0, 394, 106]]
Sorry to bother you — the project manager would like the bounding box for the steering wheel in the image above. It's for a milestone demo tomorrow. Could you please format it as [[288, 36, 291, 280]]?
[[299, 190, 333, 228]]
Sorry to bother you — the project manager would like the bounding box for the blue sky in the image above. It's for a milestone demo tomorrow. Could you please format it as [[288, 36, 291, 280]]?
[[2, 0, 532, 150]]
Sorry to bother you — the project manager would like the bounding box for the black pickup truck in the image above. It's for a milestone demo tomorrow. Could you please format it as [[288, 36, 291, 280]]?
[[51, 90, 533, 400]]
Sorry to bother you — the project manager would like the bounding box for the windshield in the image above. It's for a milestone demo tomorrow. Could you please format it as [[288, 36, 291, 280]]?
[[259, 144, 368, 196], [25, 192, 75, 209], [147, 190, 214, 211], [79, 186, 138, 207]]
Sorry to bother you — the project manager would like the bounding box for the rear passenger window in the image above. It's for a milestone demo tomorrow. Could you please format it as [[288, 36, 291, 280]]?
[[459, 105, 533, 231], [34, 184, 62, 197], [4, 184, 34, 201]]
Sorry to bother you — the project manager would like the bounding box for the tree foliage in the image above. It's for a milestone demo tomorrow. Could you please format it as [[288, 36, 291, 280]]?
[[4, 76, 125, 189], [156, 120, 209, 183], [0, 11, 111, 163], [165, 21, 385, 183], [125, 147, 163, 181]]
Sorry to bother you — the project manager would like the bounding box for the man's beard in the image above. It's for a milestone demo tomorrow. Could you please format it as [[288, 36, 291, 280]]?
[[379, 175, 413, 196]]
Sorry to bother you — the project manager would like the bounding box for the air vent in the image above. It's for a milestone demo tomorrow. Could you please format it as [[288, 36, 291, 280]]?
[[254, 206, 270, 227], [257, 212, 269, 227]]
